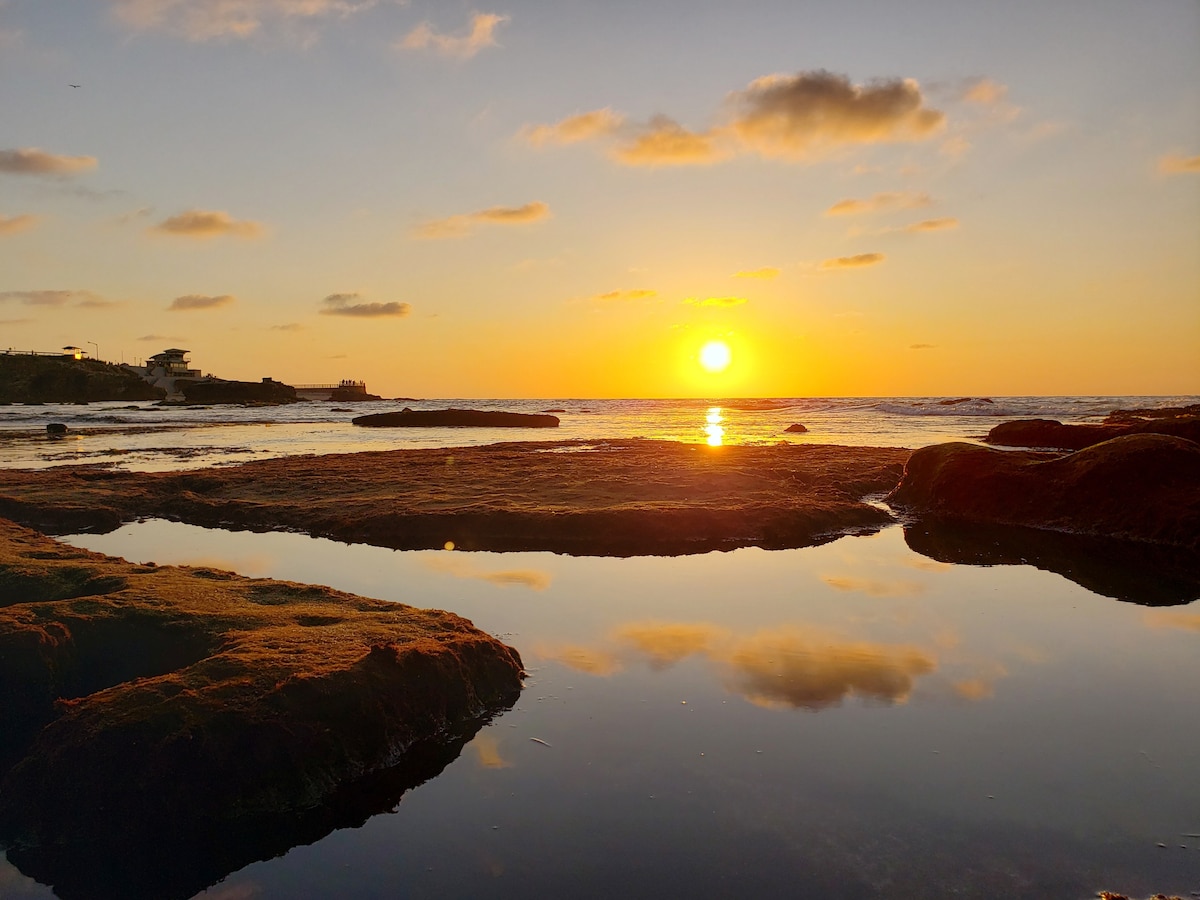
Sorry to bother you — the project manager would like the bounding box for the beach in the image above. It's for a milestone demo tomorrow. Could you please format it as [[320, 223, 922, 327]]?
[[1, 398, 1198, 898]]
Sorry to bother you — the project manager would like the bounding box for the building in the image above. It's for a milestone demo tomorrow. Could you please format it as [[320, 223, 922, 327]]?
[[146, 349, 202, 379]]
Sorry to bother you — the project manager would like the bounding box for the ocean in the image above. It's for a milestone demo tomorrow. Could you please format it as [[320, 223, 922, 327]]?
[[1, 396, 1198, 899], [1, 394, 1194, 471]]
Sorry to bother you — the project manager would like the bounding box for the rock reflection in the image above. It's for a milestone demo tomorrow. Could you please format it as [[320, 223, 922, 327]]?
[[0, 722, 500, 900], [903, 520, 1200, 606], [542, 621, 942, 711]]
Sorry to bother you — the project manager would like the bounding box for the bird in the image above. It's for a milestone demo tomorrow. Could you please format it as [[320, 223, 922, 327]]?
[[69, 84, 81, 88]]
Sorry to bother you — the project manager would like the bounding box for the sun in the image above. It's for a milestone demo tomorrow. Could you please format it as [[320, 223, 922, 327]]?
[[699, 340, 732, 373]]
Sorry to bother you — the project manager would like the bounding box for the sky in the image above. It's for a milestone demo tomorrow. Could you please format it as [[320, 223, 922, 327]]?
[[1, 0, 1197, 399]]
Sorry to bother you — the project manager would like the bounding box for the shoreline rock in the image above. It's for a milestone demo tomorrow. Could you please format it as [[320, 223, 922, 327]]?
[[0, 440, 910, 556], [353, 408, 560, 428], [986, 414, 1200, 450], [0, 518, 523, 899], [888, 435, 1200, 550]]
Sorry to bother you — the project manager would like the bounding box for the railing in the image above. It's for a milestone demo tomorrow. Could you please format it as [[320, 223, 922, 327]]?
[[294, 381, 368, 392], [2, 349, 80, 357]]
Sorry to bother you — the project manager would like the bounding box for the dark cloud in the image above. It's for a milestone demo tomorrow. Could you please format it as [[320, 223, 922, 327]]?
[[0, 147, 97, 176], [168, 294, 236, 311], [320, 293, 411, 318]]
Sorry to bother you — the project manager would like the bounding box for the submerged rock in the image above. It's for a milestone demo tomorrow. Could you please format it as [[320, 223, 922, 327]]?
[[888, 435, 1200, 550], [0, 518, 523, 898], [353, 408, 560, 428], [45, 423, 68, 436], [784, 423, 808, 433]]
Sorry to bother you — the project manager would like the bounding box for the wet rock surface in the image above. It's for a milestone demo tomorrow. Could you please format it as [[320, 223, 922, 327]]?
[[0, 518, 523, 899], [353, 407, 560, 427], [888, 435, 1200, 550]]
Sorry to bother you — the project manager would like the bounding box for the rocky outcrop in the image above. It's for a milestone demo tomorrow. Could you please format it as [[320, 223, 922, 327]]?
[[0, 518, 523, 899], [986, 415, 1200, 450], [179, 378, 297, 405], [353, 408, 560, 428], [0, 441, 911, 556], [784, 423, 808, 433], [888, 435, 1200, 550], [0, 355, 164, 404]]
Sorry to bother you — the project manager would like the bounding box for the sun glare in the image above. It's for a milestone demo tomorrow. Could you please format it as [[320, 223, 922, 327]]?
[[699, 340, 732, 373]]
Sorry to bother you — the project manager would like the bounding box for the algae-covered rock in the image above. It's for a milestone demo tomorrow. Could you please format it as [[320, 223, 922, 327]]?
[[0, 518, 523, 899]]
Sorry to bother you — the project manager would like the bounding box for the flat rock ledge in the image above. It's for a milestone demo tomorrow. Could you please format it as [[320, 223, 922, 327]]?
[[888, 434, 1200, 550], [0, 440, 911, 556], [0, 518, 523, 897], [353, 408, 559, 428]]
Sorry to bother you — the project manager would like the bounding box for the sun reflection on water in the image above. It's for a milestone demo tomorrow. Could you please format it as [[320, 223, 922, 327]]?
[[704, 406, 724, 446]]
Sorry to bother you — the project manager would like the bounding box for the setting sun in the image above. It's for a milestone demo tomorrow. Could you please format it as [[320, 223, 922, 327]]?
[[699, 340, 732, 373]]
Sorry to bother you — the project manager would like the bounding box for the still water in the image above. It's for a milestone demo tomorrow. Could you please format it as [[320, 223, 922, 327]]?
[[13, 521, 1200, 898]]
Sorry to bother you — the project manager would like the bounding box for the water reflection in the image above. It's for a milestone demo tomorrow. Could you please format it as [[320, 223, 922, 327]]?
[[422, 553, 552, 590], [1143, 609, 1200, 633], [541, 620, 942, 711], [903, 520, 1200, 605], [703, 406, 724, 446], [821, 574, 925, 597]]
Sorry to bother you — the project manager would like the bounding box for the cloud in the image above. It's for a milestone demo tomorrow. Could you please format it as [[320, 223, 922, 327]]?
[[820, 253, 885, 270], [822, 575, 924, 598], [684, 296, 747, 308], [0, 147, 97, 177], [168, 293, 236, 311], [414, 201, 550, 239], [111, 0, 375, 41], [137, 334, 186, 342], [727, 70, 945, 160], [0, 318, 32, 325], [1143, 610, 1200, 633], [825, 192, 931, 216], [733, 267, 779, 280], [271, 322, 303, 332], [0, 289, 105, 307], [319, 293, 411, 318], [0, 213, 39, 236], [524, 108, 625, 146], [1158, 153, 1200, 175], [909, 343, 936, 350], [613, 622, 727, 670], [151, 209, 264, 239], [904, 217, 958, 232], [612, 116, 727, 167], [398, 12, 508, 59], [472, 733, 512, 769], [535, 643, 623, 676], [523, 69, 944, 168], [592, 288, 657, 302], [421, 554, 551, 590], [961, 77, 1008, 106]]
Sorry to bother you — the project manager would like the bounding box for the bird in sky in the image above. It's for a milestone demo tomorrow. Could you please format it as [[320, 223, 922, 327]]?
[[69, 84, 81, 88]]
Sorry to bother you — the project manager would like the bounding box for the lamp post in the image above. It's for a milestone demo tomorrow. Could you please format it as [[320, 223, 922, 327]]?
[[88, 341, 98, 361]]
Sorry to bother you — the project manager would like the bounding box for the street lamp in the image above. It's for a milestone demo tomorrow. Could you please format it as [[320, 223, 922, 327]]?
[[88, 341, 98, 361]]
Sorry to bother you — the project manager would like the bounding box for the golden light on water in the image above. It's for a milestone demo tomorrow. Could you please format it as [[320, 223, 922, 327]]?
[[704, 407, 724, 446], [699, 340, 732, 373]]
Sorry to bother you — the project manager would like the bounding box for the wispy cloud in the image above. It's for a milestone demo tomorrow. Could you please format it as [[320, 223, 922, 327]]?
[[592, 288, 657, 303], [0, 147, 97, 177], [904, 217, 958, 232], [909, 343, 936, 350], [825, 192, 931, 216], [822, 575, 923, 597], [168, 293, 236, 311], [151, 209, 264, 239], [0, 318, 32, 325], [319, 293, 411, 318], [612, 116, 728, 166], [110, 0, 375, 41], [524, 69, 945, 168], [684, 296, 747, 308], [733, 267, 779, 280], [414, 201, 550, 239], [423, 554, 551, 590], [0, 213, 40, 236], [820, 253, 885, 270], [524, 108, 625, 146], [0, 289, 106, 307], [271, 322, 303, 332], [398, 12, 508, 59], [137, 333, 187, 342], [1158, 153, 1200, 175]]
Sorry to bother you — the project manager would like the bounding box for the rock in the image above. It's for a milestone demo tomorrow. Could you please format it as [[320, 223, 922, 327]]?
[[887, 435, 1200, 549], [0, 355, 164, 404], [0, 441, 910, 556], [0, 518, 523, 897], [784, 423, 808, 433], [353, 408, 560, 428], [45, 423, 68, 436], [180, 379, 298, 405], [986, 416, 1200, 450]]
